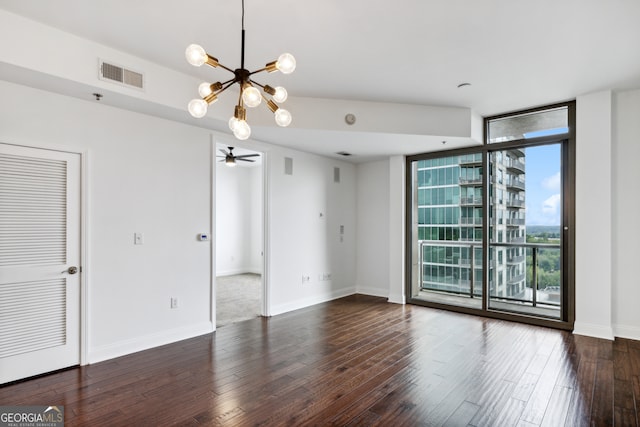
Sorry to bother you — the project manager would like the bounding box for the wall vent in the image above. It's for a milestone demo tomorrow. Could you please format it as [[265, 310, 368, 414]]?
[[99, 60, 144, 90]]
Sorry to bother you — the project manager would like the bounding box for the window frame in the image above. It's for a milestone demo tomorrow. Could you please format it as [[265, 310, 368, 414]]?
[[405, 101, 576, 331]]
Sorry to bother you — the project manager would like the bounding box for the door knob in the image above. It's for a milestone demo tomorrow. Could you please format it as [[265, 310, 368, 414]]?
[[64, 266, 78, 275]]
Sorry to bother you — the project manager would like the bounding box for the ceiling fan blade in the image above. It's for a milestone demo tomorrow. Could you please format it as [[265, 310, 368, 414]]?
[[218, 148, 229, 156], [235, 154, 260, 159], [237, 158, 255, 162]]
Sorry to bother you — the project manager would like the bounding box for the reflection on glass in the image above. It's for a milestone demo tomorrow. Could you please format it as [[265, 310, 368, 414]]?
[[410, 153, 483, 308], [488, 106, 568, 143]]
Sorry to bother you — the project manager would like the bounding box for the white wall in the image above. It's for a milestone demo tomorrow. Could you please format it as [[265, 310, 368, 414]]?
[[250, 166, 263, 272], [267, 148, 357, 315], [612, 89, 640, 340], [0, 80, 214, 363], [574, 91, 614, 340], [356, 160, 390, 297], [215, 163, 262, 276]]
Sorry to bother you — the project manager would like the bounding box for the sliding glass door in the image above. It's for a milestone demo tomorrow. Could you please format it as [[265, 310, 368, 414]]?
[[406, 103, 575, 329], [487, 144, 562, 318]]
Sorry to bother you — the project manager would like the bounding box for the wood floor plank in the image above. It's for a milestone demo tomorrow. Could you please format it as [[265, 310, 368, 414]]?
[[540, 385, 572, 426], [564, 359, 596, 427], [591, 359, 615, 426], [519, 339, 566, 425], [1, 294, 638, 426], [442, 400, 480, 426]]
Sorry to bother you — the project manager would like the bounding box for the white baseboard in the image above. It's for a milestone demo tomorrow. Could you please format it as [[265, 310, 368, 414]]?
[[356, 285, 389, 299], [216, 268, 261, 277], [88, 321, 214, 364], [573, 321, 615, 341], [270, 287, 355, 317], [613, 324, 640, 341]]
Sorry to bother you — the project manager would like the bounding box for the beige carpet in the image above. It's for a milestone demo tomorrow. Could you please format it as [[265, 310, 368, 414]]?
[[216, 273, 262, 327]]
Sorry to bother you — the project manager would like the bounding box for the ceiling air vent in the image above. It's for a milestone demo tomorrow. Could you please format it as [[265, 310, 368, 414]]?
[[336, 151, 352, 157], [99, 60, 144, 90]]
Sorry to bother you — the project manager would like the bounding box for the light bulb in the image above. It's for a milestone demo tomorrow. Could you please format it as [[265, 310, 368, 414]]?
[[233, 120, 251, 140], [242, 86, 262, 108], [185, 44, 207, 67], [274, 109, 292, 127], [188, 99, 208, 118], [225, 157, 236, 167], [198, 82, 213, 97], [276, 53, 296, 74], [273, 86, 288, 103], [228, 116, 239, 131]]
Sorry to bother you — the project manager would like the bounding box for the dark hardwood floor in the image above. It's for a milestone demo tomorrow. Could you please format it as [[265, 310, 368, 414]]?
[[1, 295, 639, 426]]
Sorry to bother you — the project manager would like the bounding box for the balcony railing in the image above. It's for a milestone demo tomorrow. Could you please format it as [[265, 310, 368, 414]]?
[[460, 217, 482, 225], [418, 240, 561, 310], [459, 157, 482, 165], [460, 197, 482, 206], [507, 273, 526, 284], [508, 147, 525, 158], [459, 177, 482, 186], [491, 242, 561, 309], [506, 198, 525, 208], [505, 218, 525, 226], [507, 254, 526, 264], [505, 159, 525, 174], [506, 179, 525, 191]]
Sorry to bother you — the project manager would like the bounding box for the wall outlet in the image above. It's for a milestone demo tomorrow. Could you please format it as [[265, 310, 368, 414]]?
[[323, 273, 332, 281], [170, 297, 178, 309], [302, 274, 311, 284]]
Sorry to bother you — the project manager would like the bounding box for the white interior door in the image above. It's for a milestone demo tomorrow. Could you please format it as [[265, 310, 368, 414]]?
[[0, 143, 81, 384]]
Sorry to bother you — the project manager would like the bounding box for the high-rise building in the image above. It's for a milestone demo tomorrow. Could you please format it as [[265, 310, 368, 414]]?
[[416, 149, 527, 300]]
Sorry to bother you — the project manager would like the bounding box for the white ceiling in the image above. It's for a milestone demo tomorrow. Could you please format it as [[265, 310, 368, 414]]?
[[1, 0, 639, 161]]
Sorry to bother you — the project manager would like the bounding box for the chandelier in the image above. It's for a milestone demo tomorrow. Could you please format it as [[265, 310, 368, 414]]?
[[185, 0, 296, 140]]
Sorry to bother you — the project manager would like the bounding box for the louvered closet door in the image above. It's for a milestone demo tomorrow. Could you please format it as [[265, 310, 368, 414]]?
[[0, 143, 80, 384]]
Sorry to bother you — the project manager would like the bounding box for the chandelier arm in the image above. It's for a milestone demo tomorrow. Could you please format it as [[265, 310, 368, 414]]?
[[249, 80, 265, 88], [216, 63, 236, 74], [214, 81, 236, 97], [220, 77, 236, 87], [248, 68, 268, 76]]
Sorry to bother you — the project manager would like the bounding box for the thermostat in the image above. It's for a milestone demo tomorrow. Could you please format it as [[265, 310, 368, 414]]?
[[198, 233, 210, 241]]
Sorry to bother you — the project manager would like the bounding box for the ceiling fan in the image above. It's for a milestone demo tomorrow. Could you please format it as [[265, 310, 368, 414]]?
[[217, 146, 259, 167]]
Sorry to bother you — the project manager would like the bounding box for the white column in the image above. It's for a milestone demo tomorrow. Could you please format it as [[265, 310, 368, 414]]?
[[573, 90, 614, 340], [388, 156, 406, 304]]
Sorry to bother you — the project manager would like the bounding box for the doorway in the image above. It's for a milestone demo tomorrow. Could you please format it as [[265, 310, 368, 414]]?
[[214, 143, 264, 327]]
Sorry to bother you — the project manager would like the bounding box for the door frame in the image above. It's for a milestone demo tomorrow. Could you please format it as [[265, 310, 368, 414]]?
[[0, 140, 89, 366], [211, 136, 270, 327]]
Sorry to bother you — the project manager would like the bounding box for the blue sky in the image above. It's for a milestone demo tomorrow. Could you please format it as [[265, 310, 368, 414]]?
[[523, 144, 561, 226]]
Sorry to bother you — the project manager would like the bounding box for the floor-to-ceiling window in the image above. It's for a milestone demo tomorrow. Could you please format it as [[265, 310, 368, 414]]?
[[406, 102, 575, 329]]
